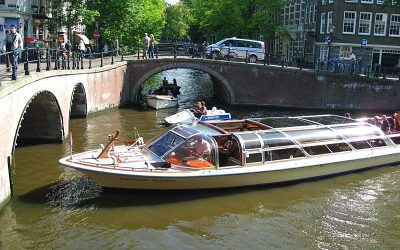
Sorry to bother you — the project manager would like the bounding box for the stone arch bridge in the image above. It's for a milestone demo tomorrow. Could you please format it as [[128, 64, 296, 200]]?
[[1, 57, 399, 209]]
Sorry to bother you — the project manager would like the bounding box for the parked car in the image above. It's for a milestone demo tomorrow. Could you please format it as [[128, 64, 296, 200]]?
[[206, 37, 265, 63]]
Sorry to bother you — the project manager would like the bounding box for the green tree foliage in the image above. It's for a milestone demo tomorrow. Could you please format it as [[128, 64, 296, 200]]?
[[85, 0, 165, 47], [191, 0, 285, 42], [162, 3, 192, 41], [48, 0, 86, 35]]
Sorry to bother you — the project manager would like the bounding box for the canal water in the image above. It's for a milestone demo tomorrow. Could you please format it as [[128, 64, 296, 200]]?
[[1, 69, 399, 249]]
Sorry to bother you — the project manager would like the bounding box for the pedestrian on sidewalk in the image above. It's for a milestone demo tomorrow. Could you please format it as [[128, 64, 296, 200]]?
[[148, 34, 156, 59], [114, 37, 120, 56]]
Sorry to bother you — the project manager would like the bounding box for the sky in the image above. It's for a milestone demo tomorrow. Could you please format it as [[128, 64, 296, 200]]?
[[165, 0, 178, 4]]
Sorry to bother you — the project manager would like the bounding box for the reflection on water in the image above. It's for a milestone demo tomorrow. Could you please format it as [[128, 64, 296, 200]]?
[[1, 69, 399, 249]]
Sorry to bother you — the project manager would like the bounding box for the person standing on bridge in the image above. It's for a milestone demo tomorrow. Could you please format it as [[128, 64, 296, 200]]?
[[148, 34, 156, 59], [3, 24, 23, 71], [143, 33, 150, 59], [114, 37, 120, 56]]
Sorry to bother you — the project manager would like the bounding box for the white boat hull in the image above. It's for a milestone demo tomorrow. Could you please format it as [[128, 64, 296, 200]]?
[[60, 148, 400, 190], [146, 95, 179, 109]]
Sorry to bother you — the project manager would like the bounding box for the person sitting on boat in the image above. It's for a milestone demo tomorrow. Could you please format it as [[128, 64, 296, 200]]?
[[161, 86, 170, 95], [380, 115, 390, 134], [162, 77, 168, 86], [193, 137, 212, 161], [171, 78, 181, 98], [191, 101, 207, 118], [394, 112, 400, 131]]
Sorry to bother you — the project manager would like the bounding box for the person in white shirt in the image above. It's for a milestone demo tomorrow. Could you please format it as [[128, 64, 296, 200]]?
[[3, 24, 23, 71]]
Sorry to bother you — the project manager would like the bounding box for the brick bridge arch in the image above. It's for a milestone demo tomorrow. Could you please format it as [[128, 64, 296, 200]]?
[[128, 60, 235, 104]]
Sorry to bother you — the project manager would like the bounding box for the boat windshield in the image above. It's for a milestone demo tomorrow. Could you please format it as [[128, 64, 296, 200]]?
[[147, 131, 186, 157], [163, 134, 217, 168]]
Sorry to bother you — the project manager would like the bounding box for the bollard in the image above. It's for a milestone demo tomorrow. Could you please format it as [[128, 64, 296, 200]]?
[[155, 45, 158, 59], [36, 48, 41, 72], [245, 50, 248, 63], [268, 54, 271, 65], [111, 49, 114, 65], [137, 45, 140, 59], [101, 52, 104, 67], [367, 65, 370, 78], [24, 48, 30, 75], [317, 59, 320, 72], [383, 68, 386, 79], [46, 47, 50, 71], [121, 48, 124, 61]]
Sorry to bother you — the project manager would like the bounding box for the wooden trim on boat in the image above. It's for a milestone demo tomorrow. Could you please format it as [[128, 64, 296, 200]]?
[[97, 131, 120, 159]]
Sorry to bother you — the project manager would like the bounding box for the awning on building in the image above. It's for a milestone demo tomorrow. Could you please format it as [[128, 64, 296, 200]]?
[[74, 34, 90, 45]]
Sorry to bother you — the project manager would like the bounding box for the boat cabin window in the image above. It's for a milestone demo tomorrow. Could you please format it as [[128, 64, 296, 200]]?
[[163, 134, 217, 168], [326, 143, 352, 152], [265, 147, 305, 161], [388, 134, 400, 145], [147, 131, 185, 157], [303, 145, 331, 155], [245, 152, 263, 164]]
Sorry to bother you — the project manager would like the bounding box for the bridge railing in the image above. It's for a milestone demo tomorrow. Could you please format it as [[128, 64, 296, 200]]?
[[2, 43, 399, 83], [0, 47, 126, 82]]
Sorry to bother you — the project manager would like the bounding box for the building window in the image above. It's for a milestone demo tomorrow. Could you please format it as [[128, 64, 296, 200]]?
[[389, 14, 400, 37], [322, 0, 327, 5], [305, 6, 309, 24], [327, 12, 333, 32], [343, 11, 357, 34], [374, 13, 387, 36], [358, 12, 372, 35], [329, 0, 334, 3], [320, 45, 328, 60], [376, 0, 384, 4], [345, 0, 358, 2], [0, 0, 4, 4], [321, 13, 326, 34], [360, 0, 373, 3], [340, 46, 352, 59]]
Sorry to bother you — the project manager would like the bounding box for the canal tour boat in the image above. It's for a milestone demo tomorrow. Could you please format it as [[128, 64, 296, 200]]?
[[164, 107, 231, 125], [59, 115, 400, 190], [146, 94, 179, 109]]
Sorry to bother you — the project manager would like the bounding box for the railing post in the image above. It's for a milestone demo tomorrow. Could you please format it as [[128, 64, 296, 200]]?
[[67, 48, 71, 69], [36, 48, 41, 72], [111, 49, 114, 64], [174, 44, 177, 59], [101, 52, 104, 67], [46, 47, 50, 71], [54, 49, 58, 70], [24, 48, 30, 75], [88, 47, 92, 69], [72, 52, 76, 69], [80, 51, 83, 69], [11, 49, 17, 80]]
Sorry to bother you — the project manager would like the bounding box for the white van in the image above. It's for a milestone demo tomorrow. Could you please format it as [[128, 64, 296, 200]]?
[[207, 37, 265, 63]]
